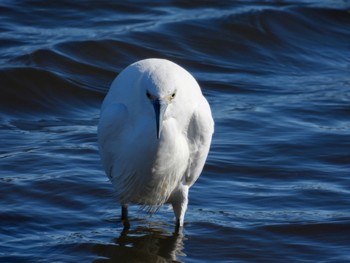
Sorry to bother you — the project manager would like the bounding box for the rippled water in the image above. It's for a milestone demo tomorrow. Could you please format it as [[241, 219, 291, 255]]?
[[1, 1, 350, 262]]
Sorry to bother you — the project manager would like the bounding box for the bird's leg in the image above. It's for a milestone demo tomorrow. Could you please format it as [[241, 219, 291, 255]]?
[[121, 204, 128, 220], [172, 186, 189, 228], [174, 218, 182, 233], [121, 204, 130, 229]]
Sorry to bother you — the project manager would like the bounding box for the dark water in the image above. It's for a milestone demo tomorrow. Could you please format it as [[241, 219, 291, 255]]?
[[1, 1, 350, 262]]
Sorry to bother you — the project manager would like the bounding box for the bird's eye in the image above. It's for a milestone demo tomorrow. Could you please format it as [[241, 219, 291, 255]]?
[[170, 92, 176, 99], [146, 91, 151, 99]]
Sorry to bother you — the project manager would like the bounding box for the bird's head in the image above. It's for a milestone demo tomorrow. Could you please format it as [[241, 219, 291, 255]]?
[[146, 89, 177, 139]]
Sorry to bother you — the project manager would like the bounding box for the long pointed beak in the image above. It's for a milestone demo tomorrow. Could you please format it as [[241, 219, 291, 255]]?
[[153, 99, 168, 139]]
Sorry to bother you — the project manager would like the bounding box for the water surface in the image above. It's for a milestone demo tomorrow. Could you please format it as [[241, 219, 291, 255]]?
[[1, 1, 350, 262]]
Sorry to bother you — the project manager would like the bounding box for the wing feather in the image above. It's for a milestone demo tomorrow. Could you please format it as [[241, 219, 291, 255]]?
[[185, 99, 214, 186], [97, 102, 128, 178]]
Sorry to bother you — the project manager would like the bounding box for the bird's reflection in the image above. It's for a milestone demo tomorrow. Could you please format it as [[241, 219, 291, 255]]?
[[93, 223, 186, 263]]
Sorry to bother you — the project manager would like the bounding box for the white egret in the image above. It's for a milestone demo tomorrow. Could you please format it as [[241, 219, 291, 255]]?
[[98, 58, 214, 227]]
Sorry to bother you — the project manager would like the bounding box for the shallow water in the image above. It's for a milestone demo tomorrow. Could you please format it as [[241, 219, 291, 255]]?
[[1, 1, 350, 262]]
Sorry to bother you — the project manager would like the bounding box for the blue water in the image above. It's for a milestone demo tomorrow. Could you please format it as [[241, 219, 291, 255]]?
[[1, 1, 350, 262]]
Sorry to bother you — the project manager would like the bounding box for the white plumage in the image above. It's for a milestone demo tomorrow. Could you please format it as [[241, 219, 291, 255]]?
[[98, 58, 214, 227]]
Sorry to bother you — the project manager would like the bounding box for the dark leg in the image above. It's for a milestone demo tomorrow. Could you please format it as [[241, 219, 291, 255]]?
[[121, 204, 128, 220], [121, 204, 130, 229], [175, 218, 181, 233]]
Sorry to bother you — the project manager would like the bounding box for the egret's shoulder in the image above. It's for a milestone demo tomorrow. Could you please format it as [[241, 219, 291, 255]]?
[[98, 102, 128, 145], [192, 98, 214, 135], [183, 97, 214, 186]]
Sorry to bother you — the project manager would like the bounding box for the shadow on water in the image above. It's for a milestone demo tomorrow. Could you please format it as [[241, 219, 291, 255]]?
[[93, 225, 186, 263]]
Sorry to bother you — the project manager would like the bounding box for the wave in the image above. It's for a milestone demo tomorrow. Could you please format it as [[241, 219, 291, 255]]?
[[0, 66, 104, 115], [1, 5, 349, 116]]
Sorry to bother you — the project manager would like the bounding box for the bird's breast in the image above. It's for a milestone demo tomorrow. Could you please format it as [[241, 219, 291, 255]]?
[[114, 117, 190, 205], [152, 118, 190, 178]]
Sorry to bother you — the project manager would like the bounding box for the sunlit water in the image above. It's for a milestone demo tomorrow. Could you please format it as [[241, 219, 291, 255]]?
[[1, 1, 350, 262]]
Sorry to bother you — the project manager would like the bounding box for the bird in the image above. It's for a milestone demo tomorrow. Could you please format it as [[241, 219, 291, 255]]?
[[97, 58, 214, 228]]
